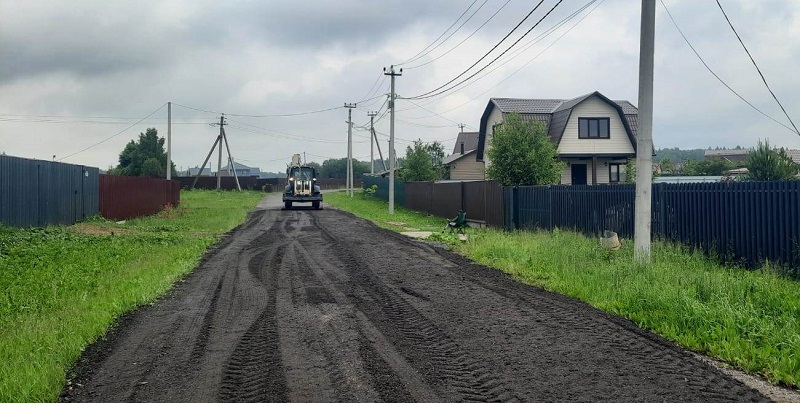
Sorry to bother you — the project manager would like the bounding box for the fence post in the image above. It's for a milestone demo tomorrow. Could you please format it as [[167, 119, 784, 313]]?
[[512, 186, 520, 229]]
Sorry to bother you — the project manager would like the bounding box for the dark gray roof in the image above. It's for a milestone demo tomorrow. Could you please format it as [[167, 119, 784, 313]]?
[[443, 149, 476, 165], [451, 131, 480, 155], [491, 98, 563, 114]]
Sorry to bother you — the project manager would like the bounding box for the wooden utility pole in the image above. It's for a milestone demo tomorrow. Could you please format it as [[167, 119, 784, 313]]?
[[384, 65, 402, 214], [635, 0, 655, 262]]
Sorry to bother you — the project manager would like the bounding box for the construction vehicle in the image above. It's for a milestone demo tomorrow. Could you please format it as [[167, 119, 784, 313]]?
[[283, 154, 322, 209]]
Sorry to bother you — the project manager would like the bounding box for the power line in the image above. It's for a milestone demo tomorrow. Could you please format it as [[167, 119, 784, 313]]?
[[715, 0, 799, 136], [405, 0, 600, 115], [660, 0, 798, 135], [407, 0, 547, 100], [396, 0, 481, 66], [173, 102, 342, 118], [401, 0, 490, 67], [409, 0, 565, 100], [226, 118, 349, 144], [406, 0, 513, 70], [57, 103, 167, 162]]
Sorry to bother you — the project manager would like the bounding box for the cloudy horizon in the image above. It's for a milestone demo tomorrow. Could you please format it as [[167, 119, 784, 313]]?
[[1, 0, 798, 173]]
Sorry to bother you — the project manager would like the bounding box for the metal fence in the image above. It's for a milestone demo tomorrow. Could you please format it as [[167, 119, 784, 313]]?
[[99, 175, 180, 220], [363, 175, 405, 206], [401, 180, 504, 227], [0, 155, 99, 227], [507, 182, 800, 276]]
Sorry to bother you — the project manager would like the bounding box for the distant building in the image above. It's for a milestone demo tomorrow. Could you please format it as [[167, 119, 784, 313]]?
[[186, 166, 212, 176], [704, 149, 749, 165], [221, 161, 261, 177], [444, 131, 484, 180]]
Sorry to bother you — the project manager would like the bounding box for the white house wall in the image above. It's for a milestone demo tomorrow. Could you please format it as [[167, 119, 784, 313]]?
[[560, 157, 629, 185], [557, 96, 635, 155], [482, 104, 505, 166]]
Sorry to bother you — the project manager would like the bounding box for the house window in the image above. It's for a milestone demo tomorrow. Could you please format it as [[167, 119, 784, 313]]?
[[578, 118, 610, 139], [609, 163, 623, 183]]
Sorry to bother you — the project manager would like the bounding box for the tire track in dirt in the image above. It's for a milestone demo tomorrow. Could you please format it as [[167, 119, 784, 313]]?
[[217, 241, 288, 402], [309, 213, 520, 402]]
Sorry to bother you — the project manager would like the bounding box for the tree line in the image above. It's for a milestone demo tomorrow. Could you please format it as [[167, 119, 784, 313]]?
[[111, 126, 798, 183]]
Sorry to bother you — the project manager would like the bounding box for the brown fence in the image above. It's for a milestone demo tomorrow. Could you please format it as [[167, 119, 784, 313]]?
[[403, 180, 504, 226], [99, 175, 180, 220]]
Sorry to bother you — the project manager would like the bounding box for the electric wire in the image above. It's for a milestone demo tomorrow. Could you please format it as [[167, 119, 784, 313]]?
[[226, 118, 349, 144], [660, 0, 798, 135], [405, 0, 513, 70], [396, 0, 481, 66], [409, 0, 564, 100], [173, 102, 342, 118], [57, 103, 167, 162], [401, 0, 601, 116], [407, 0, 547, 100], [715, 0, 799, 135], [401, 0, 490, 67]]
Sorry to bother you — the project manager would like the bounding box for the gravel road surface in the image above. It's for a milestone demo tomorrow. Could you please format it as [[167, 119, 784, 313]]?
[[61, 196, 770, 402]]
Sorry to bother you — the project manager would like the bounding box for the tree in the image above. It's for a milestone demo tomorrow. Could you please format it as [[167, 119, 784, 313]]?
[[400, 140, 444, 182], [624, 158, 637, 183], [660, 156, 674, 175], [744, 139, 799, 181], [485, 113, 563, 186], [318, 158, 370, 179], [683, 157, 734, 176], [113, 128, 176, 177]]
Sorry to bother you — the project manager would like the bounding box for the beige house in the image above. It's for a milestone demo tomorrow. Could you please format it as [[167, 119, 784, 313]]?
[[476, 91, 639, 185], [444, 131, 485, 180]]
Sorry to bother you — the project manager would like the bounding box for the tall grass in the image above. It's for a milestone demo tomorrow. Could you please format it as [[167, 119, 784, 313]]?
[[0, 190, 264, 402], [327, 191, 800, 388]]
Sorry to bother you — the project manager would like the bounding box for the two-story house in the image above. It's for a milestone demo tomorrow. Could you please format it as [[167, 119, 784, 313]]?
[[476, 91, 639, 185], [443, 131, 485, 180]]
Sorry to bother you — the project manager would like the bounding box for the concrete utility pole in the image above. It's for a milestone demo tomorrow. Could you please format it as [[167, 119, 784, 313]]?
[[458, 123, 466, 133], [217, 114, 224, 190], [635, 0, 656, 262], [384, 65, 402, 214], [368, 111, 377, 174], [167, 102, 172, 180], [344, 103, 357, 197]]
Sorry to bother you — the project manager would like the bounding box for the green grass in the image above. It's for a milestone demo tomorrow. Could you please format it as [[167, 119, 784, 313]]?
[[327, 191, 800, 389], [0, 190, 264, 403]]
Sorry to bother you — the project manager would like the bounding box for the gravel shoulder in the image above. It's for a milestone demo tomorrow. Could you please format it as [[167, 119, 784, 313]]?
[[61, 195, 778, 402]]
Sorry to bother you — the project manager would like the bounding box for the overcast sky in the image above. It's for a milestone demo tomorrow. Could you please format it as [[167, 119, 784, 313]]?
[[1, 0, 799, 172]]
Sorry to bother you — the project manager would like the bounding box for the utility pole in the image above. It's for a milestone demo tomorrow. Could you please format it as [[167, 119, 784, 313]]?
[[216, 114, 224, 190], [635, 0, 655, 262], [191, 114, 240, 191], [344, 103, 357, 197], [167, 102, 172, 180], [368, 111, 377, 174], [384, 65, 402, 214], [458, 123, 465, 133]]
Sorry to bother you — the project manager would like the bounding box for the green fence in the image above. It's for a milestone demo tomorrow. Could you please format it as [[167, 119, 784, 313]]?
[[362, 175, 405, 206]]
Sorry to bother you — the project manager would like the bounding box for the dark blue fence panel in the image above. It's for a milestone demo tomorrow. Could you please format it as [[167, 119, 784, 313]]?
[[505, 181, 800, 277], [0, 155, 99, 228]]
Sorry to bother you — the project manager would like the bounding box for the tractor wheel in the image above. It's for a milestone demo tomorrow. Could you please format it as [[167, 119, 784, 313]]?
[[312, 201, 320, 209], [284, 201, 292, 209]]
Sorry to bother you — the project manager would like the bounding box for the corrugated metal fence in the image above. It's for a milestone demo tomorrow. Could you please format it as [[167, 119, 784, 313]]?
[[0, 155, 99, 227], [99, 174, 180, 220], [363, 175, 406, 206], [506, 182, 800, 277], [393, 180, 504, 227]]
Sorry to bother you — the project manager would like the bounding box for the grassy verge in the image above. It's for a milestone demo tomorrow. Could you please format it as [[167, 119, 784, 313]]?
[[0, 190, 264, 402], [326, 191, 800, 389]]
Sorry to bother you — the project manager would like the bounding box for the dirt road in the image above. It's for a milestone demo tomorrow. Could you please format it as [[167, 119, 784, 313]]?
[[62, 197, 769, 402]]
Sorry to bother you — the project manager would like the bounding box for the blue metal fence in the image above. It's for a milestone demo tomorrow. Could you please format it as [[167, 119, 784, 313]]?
[[505, 182, 800, 277], [0, 155, 99, 227]]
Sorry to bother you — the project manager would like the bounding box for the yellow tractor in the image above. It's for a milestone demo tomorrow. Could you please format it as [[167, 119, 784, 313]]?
[[282, 154, 322, 209]]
